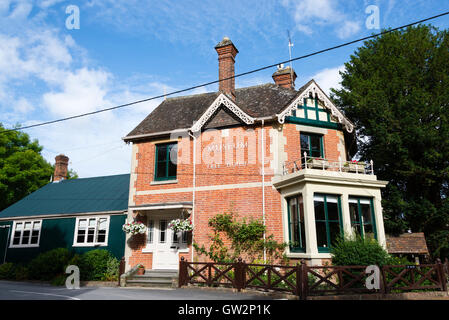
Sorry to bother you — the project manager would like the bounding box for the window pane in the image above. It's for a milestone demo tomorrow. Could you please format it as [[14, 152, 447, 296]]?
[[157, 145, 167, 162], [77, 229, 85, 243], [30, 230, 39, 244], [314, 200, 325, 221], [168, 159, 177, 178], [78, 219, 87, 228], [289, 198, 300, 248], [159, 220, 166, 243], [169, 144, 178, 165], [97, 230, 106, 243], [310, 135, 322, 157], [147, 220, 154, 244], [24, 222, 32, 230], [15, 223, 23, 231], [182, 231, 188, 243], [13, 231, 21, 245], [299, 196, 306, 249], [98, 218, 107, 230], [156, 161, 167, 179], [349, 202, 359, 222], [300, 134, 309, 156], [364, 225, 375, 239], [361, 203, 373, 224], [33, 222, 41, 230], [327, 201, 339, 221], [329, 221, 341, 246], [316, 222, 327, 248], [88, 219, 96, 227], [87, 229, 95, 243], [22, 230, 30, 244]]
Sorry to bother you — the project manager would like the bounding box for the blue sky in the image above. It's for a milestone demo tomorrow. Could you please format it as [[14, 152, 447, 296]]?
[[1, 0, 449, 177]]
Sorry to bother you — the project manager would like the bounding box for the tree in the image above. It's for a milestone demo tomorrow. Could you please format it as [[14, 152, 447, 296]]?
[[331, 25, 449, 259], [0, 124, 54, 211]]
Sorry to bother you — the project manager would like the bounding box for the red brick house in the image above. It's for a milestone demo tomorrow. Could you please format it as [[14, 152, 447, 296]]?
[[122, 37, 388, 271]]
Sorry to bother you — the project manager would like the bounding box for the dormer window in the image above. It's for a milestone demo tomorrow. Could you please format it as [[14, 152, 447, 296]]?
[[154, 142, 178, 181]]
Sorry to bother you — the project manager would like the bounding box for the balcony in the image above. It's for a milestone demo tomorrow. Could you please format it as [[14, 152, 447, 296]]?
[[282, 154, 374, 176]]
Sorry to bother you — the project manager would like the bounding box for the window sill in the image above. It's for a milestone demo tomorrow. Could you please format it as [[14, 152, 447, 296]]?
[[286, 252, 332, 259], [151, 179, 178, 186], [72, 243, 108, 247], [9, 244, 39, 249]]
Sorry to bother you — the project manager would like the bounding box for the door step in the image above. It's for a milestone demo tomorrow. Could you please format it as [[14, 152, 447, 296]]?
[[126, 269, 178, 288]]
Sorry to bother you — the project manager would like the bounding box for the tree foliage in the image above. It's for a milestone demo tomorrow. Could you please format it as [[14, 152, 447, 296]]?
[[0, 124, 54, 211], [193, 212, 288, 264], [331, 25, 449, 258]]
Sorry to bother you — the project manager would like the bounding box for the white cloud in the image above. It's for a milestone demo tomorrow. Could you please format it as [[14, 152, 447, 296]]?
[[14, 97, 34, 113], [0, 2, 170, 178], [283, 0, 361, 39], [310, 65, 345, 95]]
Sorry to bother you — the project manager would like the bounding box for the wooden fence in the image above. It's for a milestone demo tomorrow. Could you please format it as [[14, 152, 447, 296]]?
[[178, 257, 449, 299]]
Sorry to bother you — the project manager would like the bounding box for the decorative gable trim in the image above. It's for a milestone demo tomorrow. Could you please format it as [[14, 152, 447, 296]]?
[[276, 81, 354, 133], [190, 93, 255, 132]]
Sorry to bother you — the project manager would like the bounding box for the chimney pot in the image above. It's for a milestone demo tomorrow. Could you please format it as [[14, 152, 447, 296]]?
[[272, 65, 297, 89], [215, 37, 238, 100], [53, 154, 69, 182]]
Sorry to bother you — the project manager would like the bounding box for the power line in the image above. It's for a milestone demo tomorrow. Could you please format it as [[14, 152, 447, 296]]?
[[2, 10, 449, 135]]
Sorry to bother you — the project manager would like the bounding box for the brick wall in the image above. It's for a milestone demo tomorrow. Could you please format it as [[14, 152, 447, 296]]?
[[128, 123, 346, 267]]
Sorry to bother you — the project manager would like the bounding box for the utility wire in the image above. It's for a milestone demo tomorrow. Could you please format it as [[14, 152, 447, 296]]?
[[2, 10, 449, 135]]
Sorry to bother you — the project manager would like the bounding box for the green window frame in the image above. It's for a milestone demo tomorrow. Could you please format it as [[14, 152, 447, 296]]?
[[314, 194, 343, 253], [287, 194, 306, 252], [349, 197, 377, 240], [300, 132, 324, 163], [154, 142, 178, 181]]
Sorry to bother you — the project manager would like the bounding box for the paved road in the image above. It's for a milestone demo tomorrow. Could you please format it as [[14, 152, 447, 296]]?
[[0, 280, 276, 300]]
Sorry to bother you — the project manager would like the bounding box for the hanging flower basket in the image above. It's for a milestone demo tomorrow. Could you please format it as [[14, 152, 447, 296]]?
[[122, 221, 147, 235], [168, 218, 193, 233]]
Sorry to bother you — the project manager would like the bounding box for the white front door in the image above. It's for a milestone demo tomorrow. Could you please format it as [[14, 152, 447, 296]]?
[[149, 218, 180, 270]]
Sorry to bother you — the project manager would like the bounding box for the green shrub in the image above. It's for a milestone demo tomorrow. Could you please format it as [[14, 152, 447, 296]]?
[[0, 263, 15, 280], [102, 256, 120, 281], [14, 265, 29, 281], [330, 236, 391, 266], [50, 274, 67, 286], [79, 249, 114, 281], [28, 248, 72, 280]]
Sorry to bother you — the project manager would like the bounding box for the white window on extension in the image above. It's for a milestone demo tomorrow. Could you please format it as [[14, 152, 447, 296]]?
[[10, 220, 42, 248], [73, 216, 110, 247]]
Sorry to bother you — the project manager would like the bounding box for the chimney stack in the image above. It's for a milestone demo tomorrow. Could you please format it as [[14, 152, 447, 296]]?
[[215, 37, 239, 100], [53, 154, 69, 182], [272, 64, 297, 89]]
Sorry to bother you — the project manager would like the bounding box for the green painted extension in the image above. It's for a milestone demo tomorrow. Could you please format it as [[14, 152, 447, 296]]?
[[0, 173, 130, 263], [0, 215, 126, 264]]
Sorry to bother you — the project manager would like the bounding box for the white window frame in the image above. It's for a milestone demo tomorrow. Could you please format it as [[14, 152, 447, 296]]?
[[9, 220, 42, 248], [73, 216, 110, 247]]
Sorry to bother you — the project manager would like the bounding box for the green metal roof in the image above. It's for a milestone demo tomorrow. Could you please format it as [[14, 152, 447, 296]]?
[[0, 174, 130, 219]]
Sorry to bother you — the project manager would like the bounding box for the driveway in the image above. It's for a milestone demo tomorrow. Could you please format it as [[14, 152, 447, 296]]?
[[0, 280, 277, 300]]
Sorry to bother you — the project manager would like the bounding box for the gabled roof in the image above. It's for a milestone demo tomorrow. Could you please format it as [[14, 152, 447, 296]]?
[[124, 79, 354, 141], [386, 232, 429, 255], [0, 174, 130, 219], [124, 83, 299, 140]]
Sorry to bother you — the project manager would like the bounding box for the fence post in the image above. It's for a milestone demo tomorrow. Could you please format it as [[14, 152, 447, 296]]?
[[234, 258, 245, 292], [380, 266, 389, 294], [437, 258, 447, 292], [296, 263, 302, 298], [300, 261, 308, 300], [179, 257, 188, 288], [118, 256, 126, 286]]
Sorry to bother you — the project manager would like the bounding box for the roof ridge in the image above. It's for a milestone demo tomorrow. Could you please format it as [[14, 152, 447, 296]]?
[[60, 173, 130, 182], [165, 91, 219, 101]]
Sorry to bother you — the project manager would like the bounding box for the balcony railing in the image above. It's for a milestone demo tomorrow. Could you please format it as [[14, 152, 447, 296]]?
[[282, 153, 374, 176]]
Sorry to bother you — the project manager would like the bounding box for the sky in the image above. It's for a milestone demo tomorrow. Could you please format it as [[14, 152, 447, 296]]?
[[1, 0, 449, 178]]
